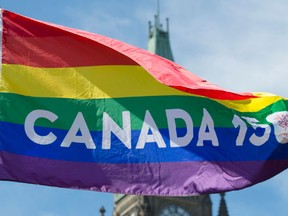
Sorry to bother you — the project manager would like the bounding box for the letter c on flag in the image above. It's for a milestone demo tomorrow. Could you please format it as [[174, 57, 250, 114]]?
[[24, 110, 58, 145]]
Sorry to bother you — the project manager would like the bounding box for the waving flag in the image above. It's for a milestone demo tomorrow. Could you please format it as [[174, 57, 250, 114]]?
[[0, 9, 288, 196]]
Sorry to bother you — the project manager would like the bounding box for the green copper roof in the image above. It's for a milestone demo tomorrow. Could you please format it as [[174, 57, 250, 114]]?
[[148, 15, 174, 61], [114, 194, 125, 203]]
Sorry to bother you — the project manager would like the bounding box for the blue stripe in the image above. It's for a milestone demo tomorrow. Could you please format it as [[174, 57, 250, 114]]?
[[0, 121, 287, 163]]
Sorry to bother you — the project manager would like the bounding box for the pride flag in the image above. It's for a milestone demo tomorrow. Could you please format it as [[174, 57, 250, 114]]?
[[0, 9, 288, 196]]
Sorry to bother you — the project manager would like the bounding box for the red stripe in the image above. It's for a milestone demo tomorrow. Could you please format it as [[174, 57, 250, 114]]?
[[2, 10, 138, 67]]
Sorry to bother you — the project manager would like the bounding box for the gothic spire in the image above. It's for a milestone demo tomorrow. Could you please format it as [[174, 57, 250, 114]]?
[[218, 193, 229, 216]]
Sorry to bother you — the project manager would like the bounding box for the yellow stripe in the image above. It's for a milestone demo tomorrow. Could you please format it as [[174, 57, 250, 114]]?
[[215, 93, 284, 112], [1, 64, 190, 98], [1, 64, 284, 112]]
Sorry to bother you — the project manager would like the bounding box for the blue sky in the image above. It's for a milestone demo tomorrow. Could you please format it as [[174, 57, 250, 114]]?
[[1, 0, 288, 215]]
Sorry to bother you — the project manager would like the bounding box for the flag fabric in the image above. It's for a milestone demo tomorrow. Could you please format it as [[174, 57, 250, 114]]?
[[0, 9, 288, 196]]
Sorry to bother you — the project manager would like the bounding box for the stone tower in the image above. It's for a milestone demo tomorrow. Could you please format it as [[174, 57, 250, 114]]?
[[148, 13, 174, 61], [113, 3, 214, 216]]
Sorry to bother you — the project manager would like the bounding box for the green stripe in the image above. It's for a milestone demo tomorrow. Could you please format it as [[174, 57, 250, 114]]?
[[0, 93, 286, 130]]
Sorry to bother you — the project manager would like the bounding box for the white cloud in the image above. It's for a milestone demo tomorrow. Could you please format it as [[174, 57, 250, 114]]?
[[62, 2, 153, 49], [63, 6, 131, 37], [159, 0, 288, 97]]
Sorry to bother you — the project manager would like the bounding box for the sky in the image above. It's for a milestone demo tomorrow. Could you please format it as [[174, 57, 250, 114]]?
[[1, 0, 288, 215]]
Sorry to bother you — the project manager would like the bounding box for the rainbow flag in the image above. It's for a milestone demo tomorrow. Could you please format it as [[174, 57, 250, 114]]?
[[0, 9, 288, 196]]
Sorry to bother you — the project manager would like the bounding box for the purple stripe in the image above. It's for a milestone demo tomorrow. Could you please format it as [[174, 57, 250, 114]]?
[[0, 151, 287, 196]]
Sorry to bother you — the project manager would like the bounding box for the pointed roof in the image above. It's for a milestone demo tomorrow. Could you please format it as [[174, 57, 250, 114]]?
[[218, 193, 229, 216], [147, 2, 174, 61]]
